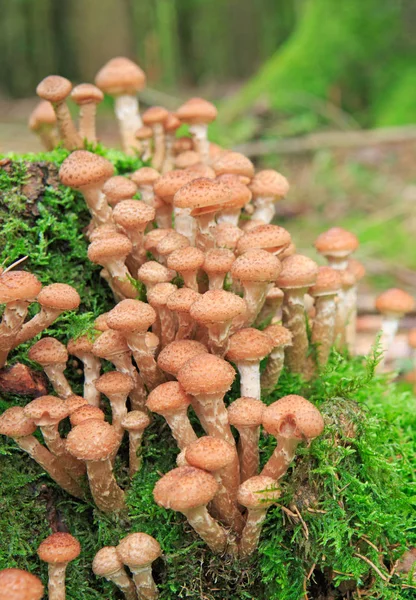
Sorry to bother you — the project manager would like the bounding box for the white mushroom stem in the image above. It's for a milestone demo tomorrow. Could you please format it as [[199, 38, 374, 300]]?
[[312, 295, 337, 365], [174, 207, 197, 245], [261, 437, 299, 479], [0, 301, 31, 367], [123, 231, 146, 267], [182, 505, 228, 553], [43, 364, 73, 399], [192, 393, 235, 446], [212, 469, 245, 533], [151, 123, 165, 171], [327, 257, 349, 271], [194, 213, 217, 252], [251, 196, 276, 224], [53, 100, 81, 150], [235, 426, 260, 482], [39, 424, 86, 480], [334, 288, 349, 349], [154, 306, 176, 348], [85, 459, 126, 513], [345, 284, 358, 353], [14, 307, 64, 347], [127, 430, 146, 477], [205, 321, 233, 357], [216, 208, 242, 227], [46, 562, 69, 600], [141, 139, 152, 163], [241, 282, 271, 326], [175, 313, 196, 340], [78, 103, 98, 143], [235, 361, 261, 400], [100, 269, 124, 303], [109, 354, 147, 411], [261, 347, 285, 391], [107, 395, 128, 443], [76, 354, 101, 407], [162, 133, 175, 173], [138, 184, 156, 207], [129, 565, 159, 600], [281, 288, 308, 373], [162, 410, 197, 450], [239, 507, 271, 558], [377, 314, 400, 370], [99, 564, 137, 600], [154, 201, 172, 229], [114, 95, 142, 156], [189, 124, 209, 164], [125, 332, 166, 391]]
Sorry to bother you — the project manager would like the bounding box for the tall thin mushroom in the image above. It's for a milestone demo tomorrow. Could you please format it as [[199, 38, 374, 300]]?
[[37, 532, 81, 600], [117, 533, 162, 600], [92, 546, 137, 600], [29, 338, 73, 398], [71, 83, 103, 145]]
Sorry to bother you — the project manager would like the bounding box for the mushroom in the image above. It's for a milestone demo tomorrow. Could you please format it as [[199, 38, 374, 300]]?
[[255, 286, 284, 326], [66, 395, 88, 415], [162, 113, 181, 172], [36, 75, 81, 149], [227, 397, 264, 482], [142, 106, 169, 171], [276, 254, 319, 373], [167, 246, 205, 292], [177, 353, 235, 444], [102, 176, 138, 208], [0, 407, 84, 498], [136, 125, 154, 162], [226, 328, 274, 400], [95, 57, 146, 155], [202, 248, 235, 290], [375, 288, 415, 370], [174, 150, 201, 170], [117, 533, 162, 599], [173, 136, 194, 154], [212, 151, 254, 184], [153, 170, 197, 241], [248, 170, 290, 224], [66, 419, 126, 512], [121, 410, 151, 476], [69, 405, 105, 427], [0, 568, 44, 600], [314, 227, 359, 271], [176, 98, 217, 163], [155, 231, 190, 265], [59, 150, 114, 226], [165, 288, 201, 340], [185, 436, 244, 532], [260, 324, 293, 391], [0, 270, 42, 367], [236, 224, 291, 257], [185, 162, 216, 179], [28, 337, 73, 398], [14, 283, 81, 346], [88, 234, 138, 300], [95, 371, 135, 443], [67, 336, 101, 407], [37, 532, 81, 600], [213, 222, 244, 252], [261, 395, 324, 479], [28, 100, 57, 150], [71, 83, 103, 144], [153, 466, 230, 553], [215, 173, 252, 226], [23, 395, 85, 480], [146, 381, 197, 449], [344, 259, 366, 352], [237, 476, 280, 557], [157, 339, 208, 378], [309, 266, 341, 367], [92, 546, 137, 600], [131, 167, 160, 207], [113, 200, 156, 268], [147, 283, 178, 348], [137, 260, 175, 295]]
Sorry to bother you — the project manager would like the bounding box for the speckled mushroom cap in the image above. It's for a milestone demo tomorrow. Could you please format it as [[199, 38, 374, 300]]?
[[92, 546, 123, 577], [37, 532, 81, 564], [92, 330, 129, 358], [177, 354, 235, 396], [28, 337, 68, 366], [156, 231, 190, 257], [95, 371, 134, 396], [164, 112, 181, 132], [29, 100, 56, 130], [66, 395, 88, 414], [216, 174, 252, 209], [117, 532, 161, 567], [89, 224, 119, 242], [190, 289, 246, 325], [121, 410, 151, 432], [176, 97, 217, 124], [249, 170, 289, 199], [185, 436, 235, 471], [143, 228, 173, 252], [0, 271, 42, 304], [95, 57, 146, 95], [153, 170, 197, 204], [0, 568, 44, 600], [166, 288, 200, 313], [237, 475, 280, 509], [153, 466, 219, 511], [131, 167, 160, 187], [226, 328, 274, 362], [87, 234, 132, 264], [67, 335, 94, 356], [314, 227, 359, 258], [203, 248, 235, 276], [137, 261, 176, 285], [375, 288, 415, 316], [37, 283, 81, 310], [276, 254, 318, 289], [231, 249, 282, 283], [157, 340, 208, 376], [262, 395, 324, 440], [106, 299, 156, 332], [408, 328, 416, 349], [36, 75, 72, 103], [71, 83, 103, 105], [173, 137, 193, 154], [227, 397, 264, 427], [263, 324, 293, 348], [173, 177, 232, 216], [113, 200, 155, 230], [309, 266, 341, 297], [146, 381, 192, 414], [102, 176, 138, 206], [279, 242, 297, 261], [0, 406, 36, 438], [167, 246, 205, 274], [265, 287, 284, 303], [346, 258, 366, 282], [185, 163, 216, 179], [59, 150, 114, 189], [94, 313, 110, 332], [70, 406, 105, 427], [136, 125, 153, 140], [24, 396, 69, 426], [213, 223, 244, 250], [174, 150, 201, 169], [147, 282, 178, 308], [142, 106, 169, 126], [237, 225, 291, 256], [212, 152, 254, 182], [67, 419, 119, 460]]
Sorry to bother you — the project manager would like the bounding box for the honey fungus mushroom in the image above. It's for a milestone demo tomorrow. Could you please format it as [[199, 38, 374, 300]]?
[[37, 532, 81, 600], [0, 568, 44, 600]]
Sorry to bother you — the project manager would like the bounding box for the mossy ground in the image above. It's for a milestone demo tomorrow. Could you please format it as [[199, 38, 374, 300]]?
[[0, 151, 415, 599]]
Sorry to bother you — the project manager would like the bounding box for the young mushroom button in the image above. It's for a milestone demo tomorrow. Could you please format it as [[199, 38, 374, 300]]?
[[314, 227, 359, 271], [102, 175, 138, 207], [37, 532, 81, 600], [0, 568, 44, 600], [117, 533, 162, 600], [248, 170, 290, 224], [121, 410, 150, 477], [92, 546, 137, 600]]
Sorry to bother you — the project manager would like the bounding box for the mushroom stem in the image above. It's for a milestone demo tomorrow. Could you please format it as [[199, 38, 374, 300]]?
[[237, 427, 260, 482], [175, 313, 196, 340], [127, 429, 146, 477], [251, 196, 276, 224], [129, 566, 158, 600], [174, 207, 197, 245], [345, 284, 358, 353], [44, 364, 73, 398], [126, 333, 166, 391], [238, 508, 269, 558], [54, 101, 81, 150], [261, 437, 299, 479], [110, 355, 147, 411], [79, 355, 102, 407], [154, 306, 176, 348], [40, 424, 86, 480], [194, 213, 217, 252], [241, 282, 270, 326], [78, 103, 98, 144], [183, 505, 228, 553], [189, 124, 209, 164], [114, 95, 142, 155], [235, 362, 261, 400], [281, 289, 308, 373], [261, 347, 284, 391], [46, 563, 68, 600], [0, 301, 30, 367], [85, 459, 126, 513], [151, 123, 165, 171], [312, 294, 337, 365], [13, 307, 63, 346], [163, 412, 197, 450], [192, 393, 235, 445], [378, 315, 399, 368]]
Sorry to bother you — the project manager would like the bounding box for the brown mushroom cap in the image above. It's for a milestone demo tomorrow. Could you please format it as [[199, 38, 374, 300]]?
[[262, 395, 324, 440], [176, 97, 217, 125], [263, 324, 293, 348], [137, 261, 175, 285], [113, 200, 155, 229], [121, 410, 151, 432], [166, 288, 200, 313], [95, 57, 146, 95], [117, 533, 162, 567], [143, 228, 173, 252], [66, 395, 88, 414], [59, 150, 114, 190], [212, 151, 254, 181], [37, 532, 81, 564], [67, 419, 119, 460], [237, 225, 291, 256], [36, 75, 72, 103], [203, 248, 235, 275], [237, 475, 280, 509], [226, 328, 274, 362], [190, 289, 246, 326], [167, 246, 205, 273], [106, 299, 156, 332], [92, 330, 130, 358], [24, 396, 69, 426], [213, 222, 244, 250], [153, 466, 218, 511], [147, 283, 178, 308], [0, 568, 44, 600], [227, 397, 264, 427], [71, 83, 103, 105], [92, 546, 123, 577], [28, 337, 68, 366], [29, 101, 56, 130], [0, 271, 42, 303], [185, 163, 216, 179], [142, 106, 169, 126], [37, 283, 81, 310], [156, 232, 189, 257], [131, 167, 160, 187], [102, 176, 138, 206], [164, 113, 181, 132], [216, 174, 252, 209], [174, 150, 201, 170], [314, 227, 359, 257], [309, 266, 342, 297], [146, 381, 192, 414], [173, 178, 231, 215], [177, 354, 235, 395], [346, 258, 366, 282], [89, 224, 119, 242], [157, 340, 208, 376], [94, 313, 110, 332], [153, 170, 197, 204], [276, 254, 318, 289], [95, 371, 134, 396], [231, 249, 282, 283], [249, 170, 289, 198], [0, 406, 36, 438], [70, 405, 105, 427], [375, 288, 415, 316], [67, 336, 94, 356], [88, 234, 133, 264], [185, 436, 235, 471]]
